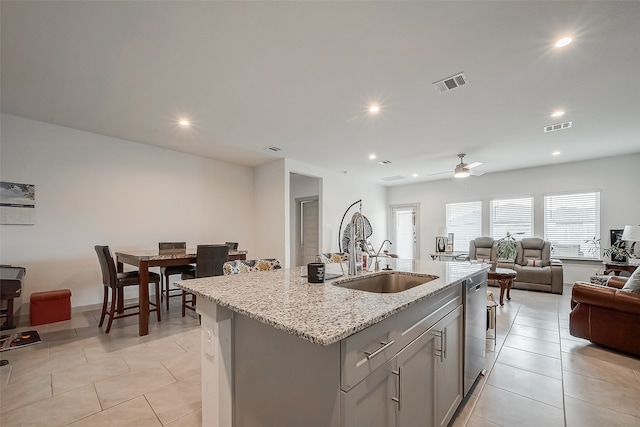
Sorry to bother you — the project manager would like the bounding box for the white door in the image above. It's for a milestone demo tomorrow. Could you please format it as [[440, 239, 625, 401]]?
[[390, 205, 419, 259]]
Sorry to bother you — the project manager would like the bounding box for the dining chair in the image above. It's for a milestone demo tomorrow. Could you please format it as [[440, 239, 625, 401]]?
[[94, 245, 162, 333], [180, 244, 229, 316], [222, 259, 282, 275], [159, 242, 195, 311]]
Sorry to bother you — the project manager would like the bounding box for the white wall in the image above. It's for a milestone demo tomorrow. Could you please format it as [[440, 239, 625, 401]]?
[[0, 114, 255, 308], [388, 153, 640, 283], [286, 159, 389, 255]]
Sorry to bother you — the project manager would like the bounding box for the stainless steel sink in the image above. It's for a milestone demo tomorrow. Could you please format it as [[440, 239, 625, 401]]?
[[332, 271, 438, 293]]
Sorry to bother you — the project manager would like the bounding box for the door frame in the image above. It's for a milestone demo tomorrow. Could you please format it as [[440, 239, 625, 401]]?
[[389, 203, 421, 259]]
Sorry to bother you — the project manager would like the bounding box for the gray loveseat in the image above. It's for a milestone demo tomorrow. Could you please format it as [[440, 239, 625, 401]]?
[[468, 237, 564, 294]]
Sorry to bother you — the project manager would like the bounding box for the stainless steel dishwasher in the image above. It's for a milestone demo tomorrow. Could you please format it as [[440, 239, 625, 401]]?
[[463, 271, 488, 396]]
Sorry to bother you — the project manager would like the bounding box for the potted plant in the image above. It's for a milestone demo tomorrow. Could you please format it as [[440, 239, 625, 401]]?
[[584, 236, 630, 261], [496, 231, 518, 261]]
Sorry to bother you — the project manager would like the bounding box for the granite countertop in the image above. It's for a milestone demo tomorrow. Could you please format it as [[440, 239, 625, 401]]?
[[176, 259, 488, 346]]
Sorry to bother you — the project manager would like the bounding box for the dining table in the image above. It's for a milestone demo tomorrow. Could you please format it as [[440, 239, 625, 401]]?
[[115, 248, 247, 336]]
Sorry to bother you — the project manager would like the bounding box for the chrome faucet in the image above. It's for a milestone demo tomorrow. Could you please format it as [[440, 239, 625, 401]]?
[[373, 240, 393, 271]]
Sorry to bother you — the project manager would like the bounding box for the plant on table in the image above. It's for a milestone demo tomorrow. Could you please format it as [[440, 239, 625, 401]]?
[[496, 231, 518, 261]]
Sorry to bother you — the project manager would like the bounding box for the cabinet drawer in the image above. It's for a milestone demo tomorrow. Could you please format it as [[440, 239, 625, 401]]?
[[395, 284, 462, 350], [341, 314, 398, 391]]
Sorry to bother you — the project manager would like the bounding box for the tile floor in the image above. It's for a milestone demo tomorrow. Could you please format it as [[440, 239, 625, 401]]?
[[1, 283, 639, 426]]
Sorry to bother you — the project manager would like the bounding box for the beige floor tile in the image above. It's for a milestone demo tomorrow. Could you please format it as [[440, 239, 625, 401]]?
[[8, 347, 87, 383], [0, 363, 11, 386], [466, 415, 501, 427], [67, 396, 162, 426], [486, 362, 564, 408], [561, 338, 640, 370], [564, 371, 640, 417], [509, 323, 560, 343], [565, 395, 640, 427], [145, 373, 201, 425], [562, 351, 640, 389], [513, 315, 559, 331], [120, 341, 188, 371], [94, 363, 176, 409], [162, 350, 201, 381], [52, 355, 130, 394], [504, 334, 561, 359], [165, 408, 202, 427], [497, 346, 562, 379], [473, 384, 565, 427], [0, 372, 51, 413], [0, 383, 101, 426]]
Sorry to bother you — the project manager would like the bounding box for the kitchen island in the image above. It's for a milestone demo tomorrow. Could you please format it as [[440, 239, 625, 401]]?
[[177, 259, 488, 427]]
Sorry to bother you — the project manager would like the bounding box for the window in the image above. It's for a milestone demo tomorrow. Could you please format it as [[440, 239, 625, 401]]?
[[446, 201, 482, 252], [544, 192, 600, 259], [490, 197, 533, 240]]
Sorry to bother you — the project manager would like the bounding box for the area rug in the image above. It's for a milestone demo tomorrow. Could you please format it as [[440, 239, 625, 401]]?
[[0, 330, 41, 351]]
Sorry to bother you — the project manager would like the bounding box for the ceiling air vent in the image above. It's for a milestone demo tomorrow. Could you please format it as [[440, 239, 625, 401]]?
[[377, 160, 392, 165], [433, 72, 468, 93], [263, 145, 282, 152], [381, 175, 406, 182], [544, 121, 573, 133]]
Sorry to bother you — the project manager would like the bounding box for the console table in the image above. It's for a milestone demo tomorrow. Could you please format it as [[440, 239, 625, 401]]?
[[604, 262, 637, 276]]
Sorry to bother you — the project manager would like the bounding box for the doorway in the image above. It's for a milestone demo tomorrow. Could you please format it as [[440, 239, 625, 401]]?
[[296, 197, 319, 266], [290, 173, 321, 267], [390, 204, 420, 259]]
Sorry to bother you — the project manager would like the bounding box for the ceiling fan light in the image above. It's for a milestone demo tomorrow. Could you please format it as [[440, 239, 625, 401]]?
[[454, 164, 470, 178]]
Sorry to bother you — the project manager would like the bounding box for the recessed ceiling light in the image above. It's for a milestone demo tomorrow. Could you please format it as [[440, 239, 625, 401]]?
[[369, 154, 377, 160], [552, 151, 561, 156], [551, 111, 565, 117], [412, 173, 418, 177], [369, 105, 380, 113], [555, 37, 572, 48], [178, 119, 191, 127]]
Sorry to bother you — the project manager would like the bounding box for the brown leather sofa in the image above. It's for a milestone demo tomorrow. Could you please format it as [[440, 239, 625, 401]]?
[[569, 276, 640, 356]]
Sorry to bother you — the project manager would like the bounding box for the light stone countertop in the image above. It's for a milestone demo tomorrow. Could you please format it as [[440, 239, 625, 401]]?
[[176, 259, 488, 346]]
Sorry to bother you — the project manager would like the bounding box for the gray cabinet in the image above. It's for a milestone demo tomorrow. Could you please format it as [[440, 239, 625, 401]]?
[[434, 305, 463, 427], [341, 288, 464, 427], [395, 324, 437, 427], [341, 358, 397, 427]]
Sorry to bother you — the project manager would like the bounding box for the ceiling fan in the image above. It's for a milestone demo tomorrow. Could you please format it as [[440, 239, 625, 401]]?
[[428, 154, 484, 178]]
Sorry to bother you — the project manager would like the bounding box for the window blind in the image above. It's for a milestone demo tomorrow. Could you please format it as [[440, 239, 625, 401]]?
[[446, 201, 482, 253], [544, 192, 600, 259], [490, 197, 533, 239]]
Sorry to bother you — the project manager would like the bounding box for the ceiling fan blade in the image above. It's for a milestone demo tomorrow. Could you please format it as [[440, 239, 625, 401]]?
[[470, 169, 484, 176], [467, 162, 483, 169], [427, 170, 452, 177]]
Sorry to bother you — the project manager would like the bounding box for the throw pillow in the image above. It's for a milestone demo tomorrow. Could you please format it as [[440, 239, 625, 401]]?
[[526, 259, 544, 267], [621, 267, 640, 293]]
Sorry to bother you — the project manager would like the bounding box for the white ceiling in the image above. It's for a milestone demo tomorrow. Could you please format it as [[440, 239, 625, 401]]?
[[2, 1, 639, 186]]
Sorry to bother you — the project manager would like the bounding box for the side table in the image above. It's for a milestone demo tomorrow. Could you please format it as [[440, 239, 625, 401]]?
[[603, 263, 637, 276], [488, 267, 517, 306]]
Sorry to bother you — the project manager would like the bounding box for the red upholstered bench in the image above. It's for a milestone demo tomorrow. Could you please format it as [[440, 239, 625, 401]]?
[[30, 289, 72, 326]]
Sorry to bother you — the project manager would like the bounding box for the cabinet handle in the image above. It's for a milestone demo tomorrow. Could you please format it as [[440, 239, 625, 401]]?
[[443, 327, 448, 359], [433, 331, 444, 362], [364, 340, 395, 360], [391, 367, 402, 411]]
